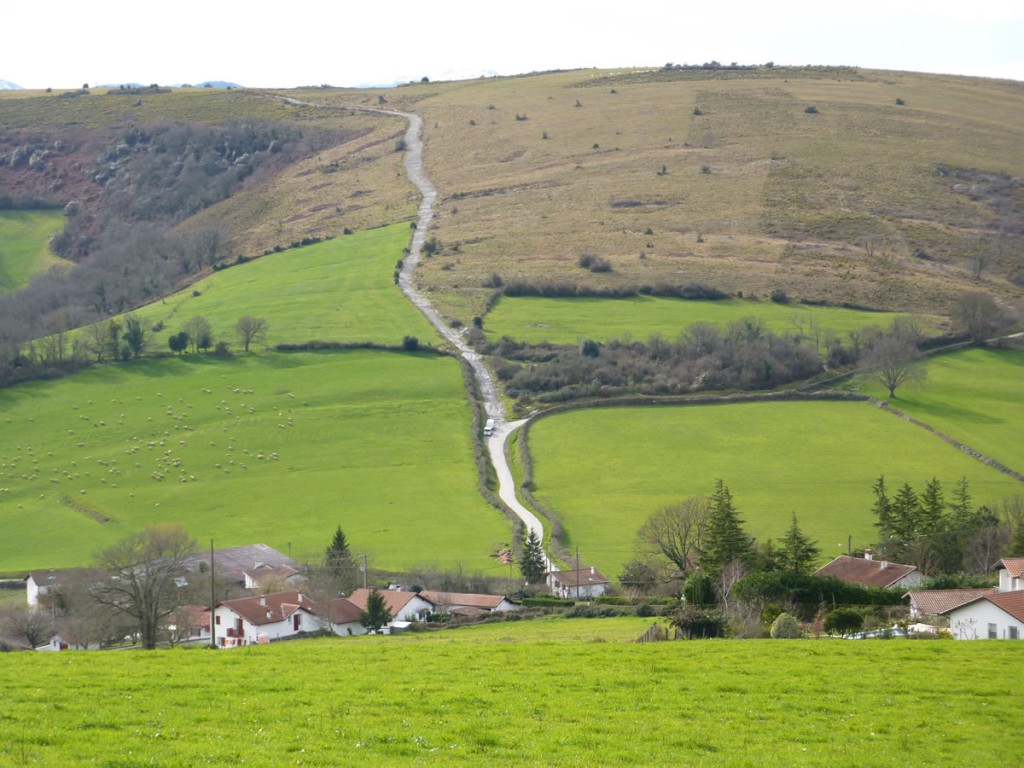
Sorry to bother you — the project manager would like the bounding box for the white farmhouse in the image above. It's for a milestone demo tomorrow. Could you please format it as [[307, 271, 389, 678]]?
[[943, 592, 1024, 640], [347, 588, 434, 623], [546, 566, 610, 600], [213, 590, 318, 647]]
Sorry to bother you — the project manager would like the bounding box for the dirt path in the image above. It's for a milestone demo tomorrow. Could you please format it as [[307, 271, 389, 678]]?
[[373, 109, 547, 556]]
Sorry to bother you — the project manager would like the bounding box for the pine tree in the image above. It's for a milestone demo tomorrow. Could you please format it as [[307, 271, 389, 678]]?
[[918, 478, 945, 535], [699, 479, 754, 576], [359, 588, 393, 633], [889, 482, 921, 552], [325, 525, 351, 576], [872, 476, 893, 539], [777, 513, 821, 574], [519, 529, 547, 585]]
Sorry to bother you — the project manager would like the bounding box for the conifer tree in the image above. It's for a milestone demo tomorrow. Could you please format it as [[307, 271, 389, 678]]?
[[359, 588, 393, 633], [700, 479, 754, 576], [519, 529, 547, 585], [777, 513, 821, 574]]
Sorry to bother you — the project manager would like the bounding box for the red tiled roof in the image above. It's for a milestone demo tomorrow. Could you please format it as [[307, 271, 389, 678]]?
[[319, 597, 362, 625], [218, 590, 314, 626], [814, 556, 918, 588], [348, 588, 433, 615], [998, 558, 1024, 579], [546, 567, 610, 588], [419, 590, 507, 610], [986, 591, 1024, 623], [906, 588, 995, 615]]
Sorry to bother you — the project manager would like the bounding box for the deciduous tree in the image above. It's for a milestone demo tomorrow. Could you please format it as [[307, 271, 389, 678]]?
[[636, 496, 709, 577], [235, 315, 267, 352], [91, 524, 196, 650]]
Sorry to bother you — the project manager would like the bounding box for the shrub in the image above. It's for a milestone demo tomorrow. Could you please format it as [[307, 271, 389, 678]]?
[[213, 341, 232, 358], [895, 97, 905, 106], [579, 339, 601, 358], [770, 288, 790, 304], [770, 612, 802, 639], [402, 336, 420, 352], [701, 164, 711, 174], [823, 608, 864, 636], [692, 107, 703, 116], [804, 105, 819, 114]]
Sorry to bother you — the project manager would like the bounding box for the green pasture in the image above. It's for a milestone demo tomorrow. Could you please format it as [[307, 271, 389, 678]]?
[[525, 401, 1023, 576], [0, 351, 509, 574], [120, 224, 436, 351], [484, 295, 923, 346], [860, 347, 1024, 474], [0, 210, 65, 293], [0, 625, 1020, 766]]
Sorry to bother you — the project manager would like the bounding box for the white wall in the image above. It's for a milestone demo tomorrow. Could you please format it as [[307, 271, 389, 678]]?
[[947, 601, 1023, 640]]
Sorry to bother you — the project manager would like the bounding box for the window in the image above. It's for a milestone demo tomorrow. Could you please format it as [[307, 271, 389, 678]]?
[[988, 623, 998, 639], [1010, 626, 1019, 640], [215, 615, 221, 625]]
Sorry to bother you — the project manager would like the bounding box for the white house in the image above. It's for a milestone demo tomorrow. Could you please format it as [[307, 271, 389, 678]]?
[[315, 597, 367, 637], [419, 590, 518, 617], [904, 588, 995, 621], [347, 588, 434, 623], [943, 591, 1024, 640], [814, 552, 923, 590], [996, 558, 1024, 593], [546, 566, 610, 600], [213, 590, 318, 647], [24, 568, 103, 607]]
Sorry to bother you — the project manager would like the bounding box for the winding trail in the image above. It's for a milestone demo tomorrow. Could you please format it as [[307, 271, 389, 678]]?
[[382, 110, 548, 557]]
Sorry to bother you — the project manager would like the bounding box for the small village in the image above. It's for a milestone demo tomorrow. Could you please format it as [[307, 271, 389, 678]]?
[[6, 543, 1023, 650]]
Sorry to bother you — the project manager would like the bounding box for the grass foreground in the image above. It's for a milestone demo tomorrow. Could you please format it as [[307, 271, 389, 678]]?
[[0, 617, 1020, 766]]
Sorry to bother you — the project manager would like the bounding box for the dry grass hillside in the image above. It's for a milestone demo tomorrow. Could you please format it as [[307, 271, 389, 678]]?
[[287, 66, 1024, 323]]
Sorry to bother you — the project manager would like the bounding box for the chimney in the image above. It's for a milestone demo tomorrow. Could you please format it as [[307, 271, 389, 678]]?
[[298, 594, 303, 603], [266, 611, 272, 620], [880, 556, 889, 570], [590, 566, 595, 576], [864, 549, 874, 561], [260, 595, 267, 606]]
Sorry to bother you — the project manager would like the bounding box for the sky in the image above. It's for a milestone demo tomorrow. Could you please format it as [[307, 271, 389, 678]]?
[[3, 1, 1023, 89]]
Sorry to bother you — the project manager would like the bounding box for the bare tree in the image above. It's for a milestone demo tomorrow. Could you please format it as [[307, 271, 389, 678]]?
[[184, 316, 212, 354], [0, 605, 51, 648], [862, 329, 925, 398], [636, 496, 710, 578], [951, 292, 1010, 343], [91, 524, 197, 650], [235, 316, 268, 353]]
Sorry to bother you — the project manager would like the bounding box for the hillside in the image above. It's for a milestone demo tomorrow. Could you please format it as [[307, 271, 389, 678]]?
[[282, 67, 1024, 323]]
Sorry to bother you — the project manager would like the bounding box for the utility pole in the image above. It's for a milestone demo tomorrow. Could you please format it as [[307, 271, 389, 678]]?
[[209, 539, 216, 650], [363, 553, 368, 590], [575, 545, 580, 602]]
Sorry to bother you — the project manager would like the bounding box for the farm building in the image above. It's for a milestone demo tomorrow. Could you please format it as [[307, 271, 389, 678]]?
[[546, 566, 610, 600], [814, 551, 923, 590], [315, 597, 367, 636], [997, 558, 1024, 593], [23, 568, 104, 607], [419, 590, 518, 617]]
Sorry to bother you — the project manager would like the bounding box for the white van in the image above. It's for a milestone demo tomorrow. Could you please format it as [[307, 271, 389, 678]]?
[[483, 418, 495, 436]]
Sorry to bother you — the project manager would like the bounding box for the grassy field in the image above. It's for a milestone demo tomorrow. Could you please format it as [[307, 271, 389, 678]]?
[[0, 210, 65, 293], [114, 224, 437, 350], [0, 351, 510, 574], [859, 347, 1024, 474], [525, 400, 1024, 575], [484, 294, 927, 345], [0, 620, 1020, 766]]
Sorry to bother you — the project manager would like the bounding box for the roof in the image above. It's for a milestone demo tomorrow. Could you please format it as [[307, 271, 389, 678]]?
[[217, 590, 314, 626], [24, 568, 104, 584], [906, 588, 995, 615], [348, 588, 434, 615], [318, 597, 363, 625], [419, 590, 508, 610], [183, 544, 295, 582], [814, 556, 918, 588], [998, 558, 1024, 579], [943, 590, 1024, 623], [244, 563, 302, 585], [546, 566, 610, 588]]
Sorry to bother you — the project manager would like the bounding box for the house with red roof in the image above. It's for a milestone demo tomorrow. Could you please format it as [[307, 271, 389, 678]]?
[[419, 590, 518, 617], [996, 558, 1024, 593], [213, 590, 319, 647], [814, 551, 923, 590], [904, 588, 995, 621], [942, 591, 1024, 640], [316, 597, 367, 637], [546, 566, 610, 600], [347, 588, 434, 623]]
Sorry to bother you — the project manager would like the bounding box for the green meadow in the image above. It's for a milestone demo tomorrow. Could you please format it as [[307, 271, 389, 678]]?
[[525, 400, 1024, 575], [0, 210, 65, 293], [0, 622, 1020, 766], [125, 223, 435, 351], [484, 295, 922, 346], [0, 351, 510, 574], [861, 348, 1024, 474]]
